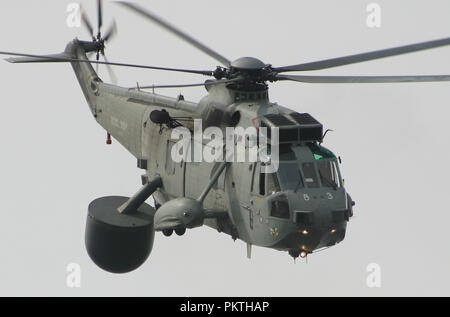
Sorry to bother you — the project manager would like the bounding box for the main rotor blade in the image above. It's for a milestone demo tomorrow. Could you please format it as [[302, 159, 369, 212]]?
[[136, 78, 242, 89], [116, 1, 231, 67], [0, 51, 214, 76], [276, 74, 450, 84], [274, 37, 450, 73], [3, 52, 72, 63]]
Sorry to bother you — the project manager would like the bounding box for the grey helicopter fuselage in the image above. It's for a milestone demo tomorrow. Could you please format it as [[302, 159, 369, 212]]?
[[6, 0, 450, 272], [69, 38, 352, 257]]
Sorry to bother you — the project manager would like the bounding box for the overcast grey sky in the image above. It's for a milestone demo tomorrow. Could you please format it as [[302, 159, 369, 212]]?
[[1, 0, 450, 296]]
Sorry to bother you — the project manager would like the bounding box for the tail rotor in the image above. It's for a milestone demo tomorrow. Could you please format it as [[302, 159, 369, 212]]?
[[80, 0, 118, 83]]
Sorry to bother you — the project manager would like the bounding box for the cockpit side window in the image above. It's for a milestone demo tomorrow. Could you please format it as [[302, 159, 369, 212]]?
[[270, 195, 290, 219], [266, 172, 281, 195], [317, 160, 341, 188], [302, 162, 320, 188], [251, 163, 266, 196], [252, 163, 281, 196]]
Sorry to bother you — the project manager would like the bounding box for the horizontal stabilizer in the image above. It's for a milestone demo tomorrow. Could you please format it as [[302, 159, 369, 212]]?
[[5, 52, 71, 63]]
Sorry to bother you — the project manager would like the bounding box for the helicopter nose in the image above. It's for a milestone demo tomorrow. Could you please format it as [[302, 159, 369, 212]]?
[[289, 210, 349, 254], [286, 224, 347, 258], [304, 223, 346, 250]]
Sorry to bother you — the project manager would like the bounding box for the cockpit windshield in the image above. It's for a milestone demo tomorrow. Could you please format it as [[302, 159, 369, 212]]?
[[301, 162, 320, 188], [307, 143, 341, 188], [256, 144, 342, 195], [273, 159, 341, 191], [274, 145, 305, 191], [277, 161, 303, 191], [317, 160, 341, 188]]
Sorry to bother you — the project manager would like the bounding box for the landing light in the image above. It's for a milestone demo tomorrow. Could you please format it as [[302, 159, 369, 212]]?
[[330, 228, 337, 234], [301, 229, 309, 235], [300, 251, 308, 259]]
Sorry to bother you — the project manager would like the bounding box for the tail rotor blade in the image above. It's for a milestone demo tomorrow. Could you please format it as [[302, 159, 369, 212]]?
[[80, 5, 95, 39], [103, 20, 117, 42], [98, 0, 103, 35], [103, 54, 118, 84]]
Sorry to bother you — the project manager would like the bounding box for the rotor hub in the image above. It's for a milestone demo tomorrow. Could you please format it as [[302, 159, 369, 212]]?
[[211, 57, 275, 84], [231, 57, 266, 70], [231, 57, 277, 85]]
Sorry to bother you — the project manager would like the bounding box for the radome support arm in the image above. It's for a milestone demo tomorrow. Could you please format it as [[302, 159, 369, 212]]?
[[118, 176, 162, 214], [198, 161, 230, 204]]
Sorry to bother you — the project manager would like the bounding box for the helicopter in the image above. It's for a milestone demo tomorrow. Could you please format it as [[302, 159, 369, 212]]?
[[2, 1, 450, 274]]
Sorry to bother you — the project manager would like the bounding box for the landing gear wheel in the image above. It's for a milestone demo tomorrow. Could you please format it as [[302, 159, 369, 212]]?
[[175, 228, 186, 236], [162, 229, 173, 237], [85, 196, 155, 274]]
